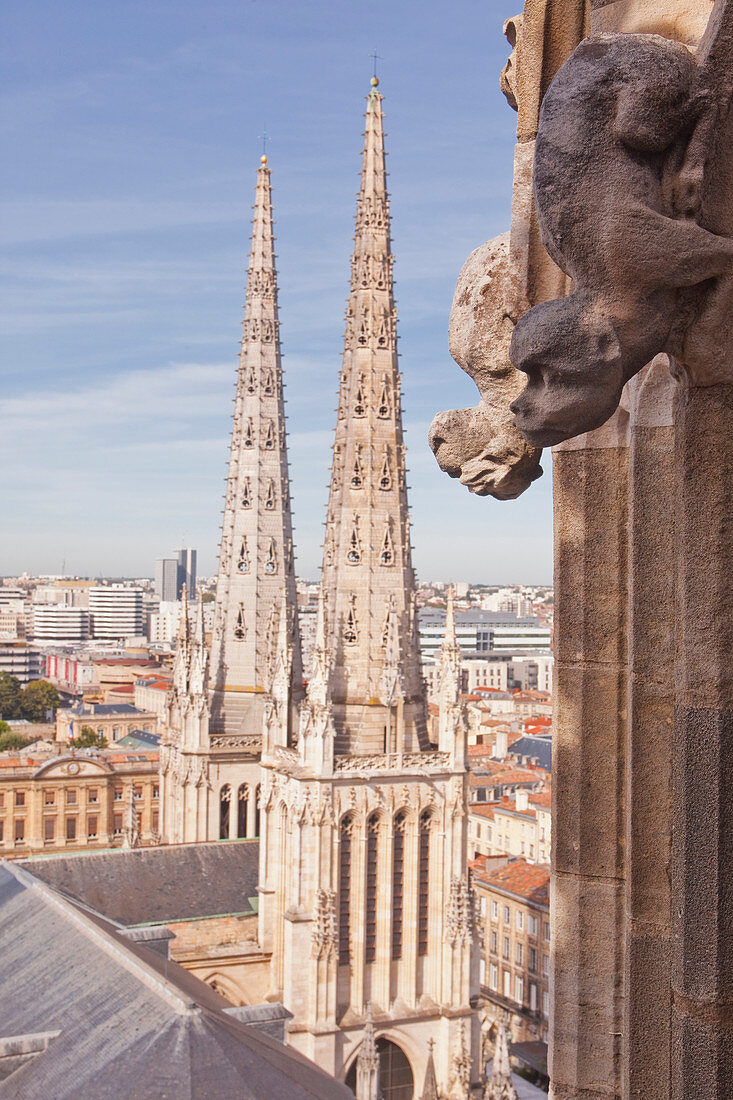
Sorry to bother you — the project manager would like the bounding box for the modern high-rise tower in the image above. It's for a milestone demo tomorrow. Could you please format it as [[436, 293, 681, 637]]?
[[160, 156, 302, 844], [258, 79, 480, 1098]]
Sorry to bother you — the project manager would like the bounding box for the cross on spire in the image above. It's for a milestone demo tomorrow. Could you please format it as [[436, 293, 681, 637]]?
[[370, 49, 382, 79]]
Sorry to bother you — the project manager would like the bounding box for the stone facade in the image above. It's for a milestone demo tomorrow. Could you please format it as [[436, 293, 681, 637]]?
[[256, 82, 482, 1098], [432, 1, 732, 1097], [0, 747, 159, 856]]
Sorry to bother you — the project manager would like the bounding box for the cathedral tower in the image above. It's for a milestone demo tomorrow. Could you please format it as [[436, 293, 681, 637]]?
[[161, 156, 302, 843], [320, 75, 427, 756], [258, 80, 480, 1097]]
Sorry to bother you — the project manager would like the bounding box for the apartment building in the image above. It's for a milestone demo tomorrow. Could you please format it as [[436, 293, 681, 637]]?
[[473, 858, 551, 1044]]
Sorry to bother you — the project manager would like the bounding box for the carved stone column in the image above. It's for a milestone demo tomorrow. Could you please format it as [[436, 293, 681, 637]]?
[[551, 414, 629, 1098]]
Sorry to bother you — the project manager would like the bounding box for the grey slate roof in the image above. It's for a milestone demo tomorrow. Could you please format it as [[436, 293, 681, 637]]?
[[0, 861, 351, 1099], [22, 839, 260, 926], [507, 734, 553, 772]]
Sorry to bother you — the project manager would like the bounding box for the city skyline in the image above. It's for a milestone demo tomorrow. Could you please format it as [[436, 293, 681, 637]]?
[[2, 0, 552, 583]]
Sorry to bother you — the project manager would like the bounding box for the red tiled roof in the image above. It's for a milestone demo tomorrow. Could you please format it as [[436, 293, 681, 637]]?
[[474, 857, 550, 903]]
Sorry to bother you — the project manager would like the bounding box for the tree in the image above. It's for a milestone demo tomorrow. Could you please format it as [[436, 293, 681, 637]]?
[[0, 722, 29, 752], [0, 672, 21, 720], [69, 725, 108, 750], [19, 680, 60, 722]]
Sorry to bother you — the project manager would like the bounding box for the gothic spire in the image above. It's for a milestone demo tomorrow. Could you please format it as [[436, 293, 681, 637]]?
[[209, 156, 303, 741], [317, 76, 428, 756], [484, 1026, 517, 1100]]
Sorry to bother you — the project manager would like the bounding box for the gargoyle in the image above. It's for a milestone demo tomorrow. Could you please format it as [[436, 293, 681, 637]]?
[[428, 234, 543, 500], [510, 29, 733, 447]]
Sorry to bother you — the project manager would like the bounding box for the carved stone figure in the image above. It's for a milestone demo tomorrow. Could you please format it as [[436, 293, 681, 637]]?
[[509, 30, 733, 446], [428, 234, 543, 498]]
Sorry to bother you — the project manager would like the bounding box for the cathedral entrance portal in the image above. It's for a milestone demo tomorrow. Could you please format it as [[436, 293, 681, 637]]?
[[345, 1037, 414, 1099]]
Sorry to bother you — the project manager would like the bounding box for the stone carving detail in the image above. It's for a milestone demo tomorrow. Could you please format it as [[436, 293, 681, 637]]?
[[210, 734, 262, 752], [510, 28, 733, 447], [311, 888, 338, 959], [429, 234, 542, 500], [450, 1022, 472, 1099], [447, 874, 480, 946], [334, 751, 450, 773]]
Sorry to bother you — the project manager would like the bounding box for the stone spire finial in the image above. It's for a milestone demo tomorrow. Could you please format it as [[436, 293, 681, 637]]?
[[172, 584, 191, 699], [317, 78, 428, 756], [355, 1010, 380, 1100], [421, 1037, 440, 1100], [483, 1026, 517, 1100], [208, 156, 303, 742]]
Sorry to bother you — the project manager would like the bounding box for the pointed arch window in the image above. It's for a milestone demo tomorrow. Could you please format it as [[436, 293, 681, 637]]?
[[379, 448, 393, 491], [377, 314, 389, 349], [264, 538, 278, 575], [219, 785, 231, 840], [377, 376, 391, 417], [245, 365, 256, 395], [366, 814, 379, 963], [244, 419, 254, 448], [263, 368, 275, 395], [418, 811, 431, 956], [350, 446, 364, 489], [265, 480, 276, 510], [358, 305, 369, 347], [237, 538, 250, 574], [347, 516, 362, 564], [254, 784, 261, 837], [234, 605, 247, 640], [339, 815, 353, 966], [237, 785, 248, 838], [392, 812, 406, 959], [262, 319, 274, 343], [344, 595, 358, 645], [380, 521, 395, 567], [241, 478, 252, 508], [354, 374, 367, 417], [264, 420, 276, 449]]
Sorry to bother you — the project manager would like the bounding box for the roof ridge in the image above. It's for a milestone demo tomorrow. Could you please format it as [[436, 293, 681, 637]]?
[[4, 861, 201, 1015]]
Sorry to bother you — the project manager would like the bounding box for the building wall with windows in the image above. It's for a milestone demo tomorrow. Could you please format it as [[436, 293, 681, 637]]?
[[89, 586, 144, 639], [55, 702, 158, 744], [473, 858, 551, 1044], [0, 749, 160, 857], [469, 787, 552, 864]]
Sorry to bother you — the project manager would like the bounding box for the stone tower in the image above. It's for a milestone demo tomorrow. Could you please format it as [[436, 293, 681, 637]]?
[[161, 156, 302, 844], [258, 79, 481, 1098], [320, 75, 427, 756]]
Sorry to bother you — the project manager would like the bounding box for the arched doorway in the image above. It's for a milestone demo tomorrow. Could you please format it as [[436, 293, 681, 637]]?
[[344, 1037, 414, 1100]]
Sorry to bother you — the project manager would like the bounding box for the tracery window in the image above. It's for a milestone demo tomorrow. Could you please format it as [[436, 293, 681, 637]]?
[[379, 448, 392, 490], [354, 374, 367, 416], [244, 419, 254, 448], [237, 538, 250, 573], [264, 538, 278, 575], [234, 605, 247, 640], [344, 595, 358, 645], [339, 815, 353, 965], [264, 420, 276, 449], [219, 785, 231, 839], [265, 480, 276, 510], [377, 376, 391, 418], [418, 811, 430, 956], [351, 445, 364, 489], [347, 516, 361, 564], [365, 814, 379, 963], [380, 522, 395, 567], [263, 368, 274, 395], [392, 812, 406, 959], [245, 366, 256, 395], [241, 478, 252, 508], [237, 784, 248, 838]]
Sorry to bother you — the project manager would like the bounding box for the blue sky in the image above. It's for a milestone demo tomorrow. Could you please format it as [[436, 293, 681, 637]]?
[[1, 0, 553, 583]]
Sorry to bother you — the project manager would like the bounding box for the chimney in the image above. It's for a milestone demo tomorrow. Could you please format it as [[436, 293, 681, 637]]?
[[516, 787, 530, 811]]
